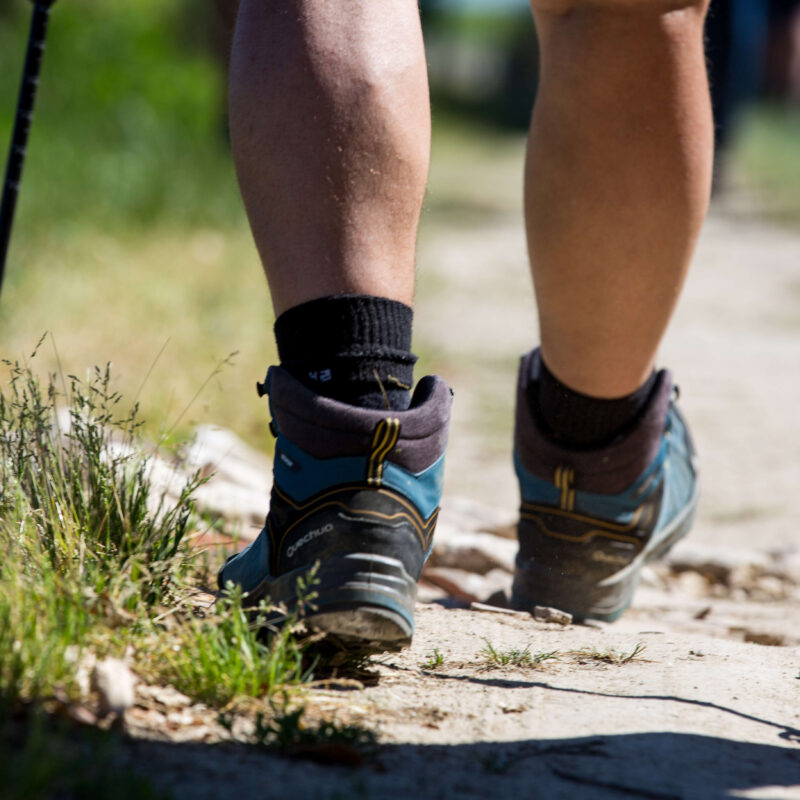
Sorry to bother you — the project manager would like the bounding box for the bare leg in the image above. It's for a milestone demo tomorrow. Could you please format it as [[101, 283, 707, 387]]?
[[222, 2, 447, 650], [526, 0, 713, 397], [228, 0, 429, 316]]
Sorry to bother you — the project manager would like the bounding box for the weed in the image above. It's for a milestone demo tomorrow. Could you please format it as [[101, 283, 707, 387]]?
[[480, 639, 560, 669], [421, 647, 446, 670], [0, 355, 325, 796], [0, 354, 202, 706], [152, 587, 312, 708], [571, 642, 648, 665], [0, 355, 312, 713], [0, 352, 201, 607]]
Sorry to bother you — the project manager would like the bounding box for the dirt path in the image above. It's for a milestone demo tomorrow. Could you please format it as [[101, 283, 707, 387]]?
[[131, 206, 800, 799], [416, 208, 800, 554], [131, 603, 799, 799]]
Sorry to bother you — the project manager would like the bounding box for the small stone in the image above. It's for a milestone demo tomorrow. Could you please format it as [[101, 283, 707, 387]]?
[[166, 708, 196, 727], [693, 605, 712, 620], [743, 630, 785, 647], [64, 703, 99, 727], [127, 707, 168, 729], [639, 565, 666, 589], [765, 549, 800, 585], [533, 606, 573, 626], [675, 570, 712, 598], [91, 658, 136, 717]]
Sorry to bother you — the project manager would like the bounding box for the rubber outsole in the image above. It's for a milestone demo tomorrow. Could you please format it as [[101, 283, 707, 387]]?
[[246, 552, 417, 652], [511, 483, 699, 622], [306, 606, 412, 652]]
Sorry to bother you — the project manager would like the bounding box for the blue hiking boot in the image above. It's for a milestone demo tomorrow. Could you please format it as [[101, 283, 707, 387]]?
[[511, 349, 699, 622], [218, 366, 452, 650]]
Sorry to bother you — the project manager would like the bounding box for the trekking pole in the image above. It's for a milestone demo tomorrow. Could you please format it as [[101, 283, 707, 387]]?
[[0, 0, 58, 299]]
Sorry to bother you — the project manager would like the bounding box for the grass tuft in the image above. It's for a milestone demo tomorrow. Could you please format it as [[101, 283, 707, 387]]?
[[420, 647, 446, 670], [0, 353, 316, 749], [571, 642, 648, 665], [480, 638, 560, 670], [150, 586, 313, 708], [0, 351, 204, 707]]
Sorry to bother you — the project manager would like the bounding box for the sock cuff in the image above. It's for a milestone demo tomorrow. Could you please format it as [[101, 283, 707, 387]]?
[[274, 294, 415, 365], [529, 353, 658, 448], [273, 293, 416, 410]]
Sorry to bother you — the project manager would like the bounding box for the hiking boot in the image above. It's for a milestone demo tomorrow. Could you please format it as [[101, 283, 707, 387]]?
[[218, 366, 452, 650], [511, 349, 699, 622]]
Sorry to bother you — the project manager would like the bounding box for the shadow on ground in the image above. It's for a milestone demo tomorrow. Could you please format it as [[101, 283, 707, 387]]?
[[128, 729, 800, 800], [421, 669, 800, 746]]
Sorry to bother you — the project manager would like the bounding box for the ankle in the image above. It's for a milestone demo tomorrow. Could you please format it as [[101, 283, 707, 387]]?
[[529, 353, 658, 448], [274, 294, 416, 411]]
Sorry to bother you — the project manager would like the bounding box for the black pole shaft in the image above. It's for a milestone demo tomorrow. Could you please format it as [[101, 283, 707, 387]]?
[[0, 1, 56, 297]]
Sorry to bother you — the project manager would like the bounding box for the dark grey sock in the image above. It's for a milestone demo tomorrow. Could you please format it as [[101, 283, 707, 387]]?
[[274, 294, 416, 411], [530, 355, 658, 448]]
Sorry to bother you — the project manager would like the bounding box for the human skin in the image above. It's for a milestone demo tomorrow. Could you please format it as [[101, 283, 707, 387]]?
[[229, 0, 713, 398], [525, 0, 713, 396], [228, 0, 427, 315]]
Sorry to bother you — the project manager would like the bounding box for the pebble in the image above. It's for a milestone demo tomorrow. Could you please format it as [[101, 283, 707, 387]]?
[[91, 658, 136, 717]]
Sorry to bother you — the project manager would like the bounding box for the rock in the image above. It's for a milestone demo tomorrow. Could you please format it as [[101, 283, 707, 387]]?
[[191, 480, 266, 535], [742, 630, 786, 647], [533, 606, 573, 626], [422, 566, 512, 605], [666, 543, 771, 586], [185, 425, 271, 491], [439, 496, 517, 540], [752, 575, 788, 601], [92, 658, 136, 717], [675, 570, 713, 598], [166, 724, 218, 744], [430, 523, 517, 574], [184, 425, 272, 536], [766, 548, 800, 585], [166, 709, 198, 727], [64, 703, 99, 727], [137, 684, 192, 710], [127, 707, 168, 730], [417, 579, 450, 603], [639, 565, 667, 589]]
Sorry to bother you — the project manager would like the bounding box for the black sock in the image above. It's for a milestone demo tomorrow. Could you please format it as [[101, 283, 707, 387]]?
[[274, 294, 416, 411], [530, 355, 658, 448]]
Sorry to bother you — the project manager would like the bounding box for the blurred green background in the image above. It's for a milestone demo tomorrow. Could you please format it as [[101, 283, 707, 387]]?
[[1, 0, 799, 449], [0, 0, 271, 446]]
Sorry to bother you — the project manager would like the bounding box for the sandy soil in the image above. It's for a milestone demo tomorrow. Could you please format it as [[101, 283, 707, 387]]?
[[416, 210, 800, 556], [127, 206, 800, 799]]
